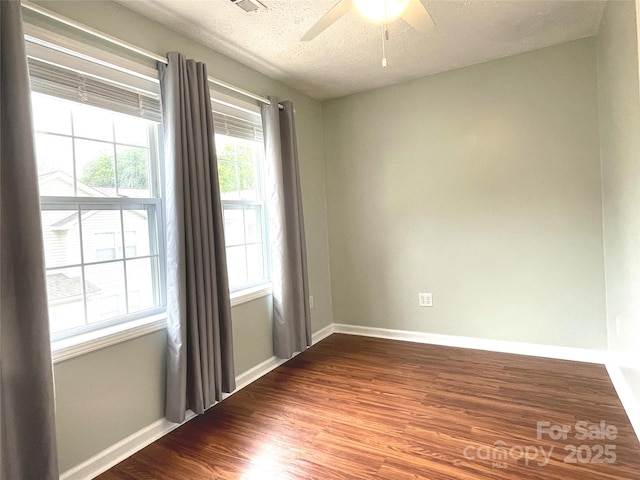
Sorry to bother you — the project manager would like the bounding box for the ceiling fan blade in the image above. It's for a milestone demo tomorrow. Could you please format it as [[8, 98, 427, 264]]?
[[301, 0, 353, 41], [402, 0, 435, 33]]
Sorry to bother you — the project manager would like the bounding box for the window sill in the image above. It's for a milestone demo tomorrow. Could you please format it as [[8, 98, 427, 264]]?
[[51, 285, 271, 364], [230, 283, 272, 307], [51, 313, 167, 364]]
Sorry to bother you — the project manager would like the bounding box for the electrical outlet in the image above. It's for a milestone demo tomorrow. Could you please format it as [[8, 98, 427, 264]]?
[[418, 293, 432, 307], [309, 295, 314, 309]]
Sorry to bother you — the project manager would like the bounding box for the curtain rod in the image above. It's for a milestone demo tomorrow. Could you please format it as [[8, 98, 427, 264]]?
[[21, 0, 277, 108]]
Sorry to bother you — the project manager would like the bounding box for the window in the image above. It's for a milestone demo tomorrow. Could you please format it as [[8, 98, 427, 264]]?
[[25, 27, 267, 344], [95, 232, 117, 261], [213, 104, 269, 292], [32, 90, 164, 339], [94, 231, 137, 261]]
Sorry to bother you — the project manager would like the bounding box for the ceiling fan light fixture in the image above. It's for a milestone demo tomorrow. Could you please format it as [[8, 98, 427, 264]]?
[[353, 0, 410, 22]]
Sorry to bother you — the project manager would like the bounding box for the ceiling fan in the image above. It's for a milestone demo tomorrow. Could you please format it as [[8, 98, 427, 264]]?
[[301, 0, 435, 42]]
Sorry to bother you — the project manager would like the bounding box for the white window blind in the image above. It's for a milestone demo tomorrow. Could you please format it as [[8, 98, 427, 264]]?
[[27, 57, 162, 123], [213, 111, 263, 143]]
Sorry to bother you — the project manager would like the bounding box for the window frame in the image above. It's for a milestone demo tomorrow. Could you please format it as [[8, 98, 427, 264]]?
[[22, 18, 171, 359], [212, 97, 271, 295], [40, 197, 166, 341], [33, 94, 167, 343], [220, 200, 270, 292]]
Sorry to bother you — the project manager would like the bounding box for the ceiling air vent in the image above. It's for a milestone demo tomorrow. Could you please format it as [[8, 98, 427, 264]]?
[[230, 0, 266, 13]]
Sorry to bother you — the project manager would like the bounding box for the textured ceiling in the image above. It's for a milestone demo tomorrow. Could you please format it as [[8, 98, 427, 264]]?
[[116, 0, 606, 100]]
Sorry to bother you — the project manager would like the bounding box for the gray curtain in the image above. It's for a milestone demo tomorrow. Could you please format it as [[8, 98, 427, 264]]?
[[159, 52, 235, 424], [261, 97, 312, 359], [0, 1, 59, 479]]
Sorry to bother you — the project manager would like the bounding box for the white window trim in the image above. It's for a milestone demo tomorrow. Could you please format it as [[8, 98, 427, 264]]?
[[51, 313, 167, 363], [230, 282, 272, 307], [52, 284, 272, 363]]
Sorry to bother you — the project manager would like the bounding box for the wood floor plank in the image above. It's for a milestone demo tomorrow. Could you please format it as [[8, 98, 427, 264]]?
[[96, 334, 640, 479]]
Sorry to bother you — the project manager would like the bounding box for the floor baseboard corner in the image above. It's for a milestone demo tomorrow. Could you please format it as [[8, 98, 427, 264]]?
[[605, 363, 640, 443], [312, 323, 334, 344]]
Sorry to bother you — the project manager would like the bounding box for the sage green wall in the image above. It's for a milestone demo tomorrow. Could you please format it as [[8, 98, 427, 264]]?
[[323, 38, 607, 349], [231, 295, 274, 374], [53, 332, 167, 472], [597, 0, 640, 401], [33, 0, 333, 472]]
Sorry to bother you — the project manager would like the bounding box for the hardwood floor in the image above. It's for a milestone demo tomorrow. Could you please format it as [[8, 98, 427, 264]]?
[[96, 334, 640, 479]]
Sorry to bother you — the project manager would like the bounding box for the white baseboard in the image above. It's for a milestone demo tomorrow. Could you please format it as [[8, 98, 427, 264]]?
[[312, 323, 334, 344], [606, 363, 640, 443], [231, 356, 288, 393], [332, 324, 609, 364], [61, 324, 336, 479], [60, 410, 197, 480]]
